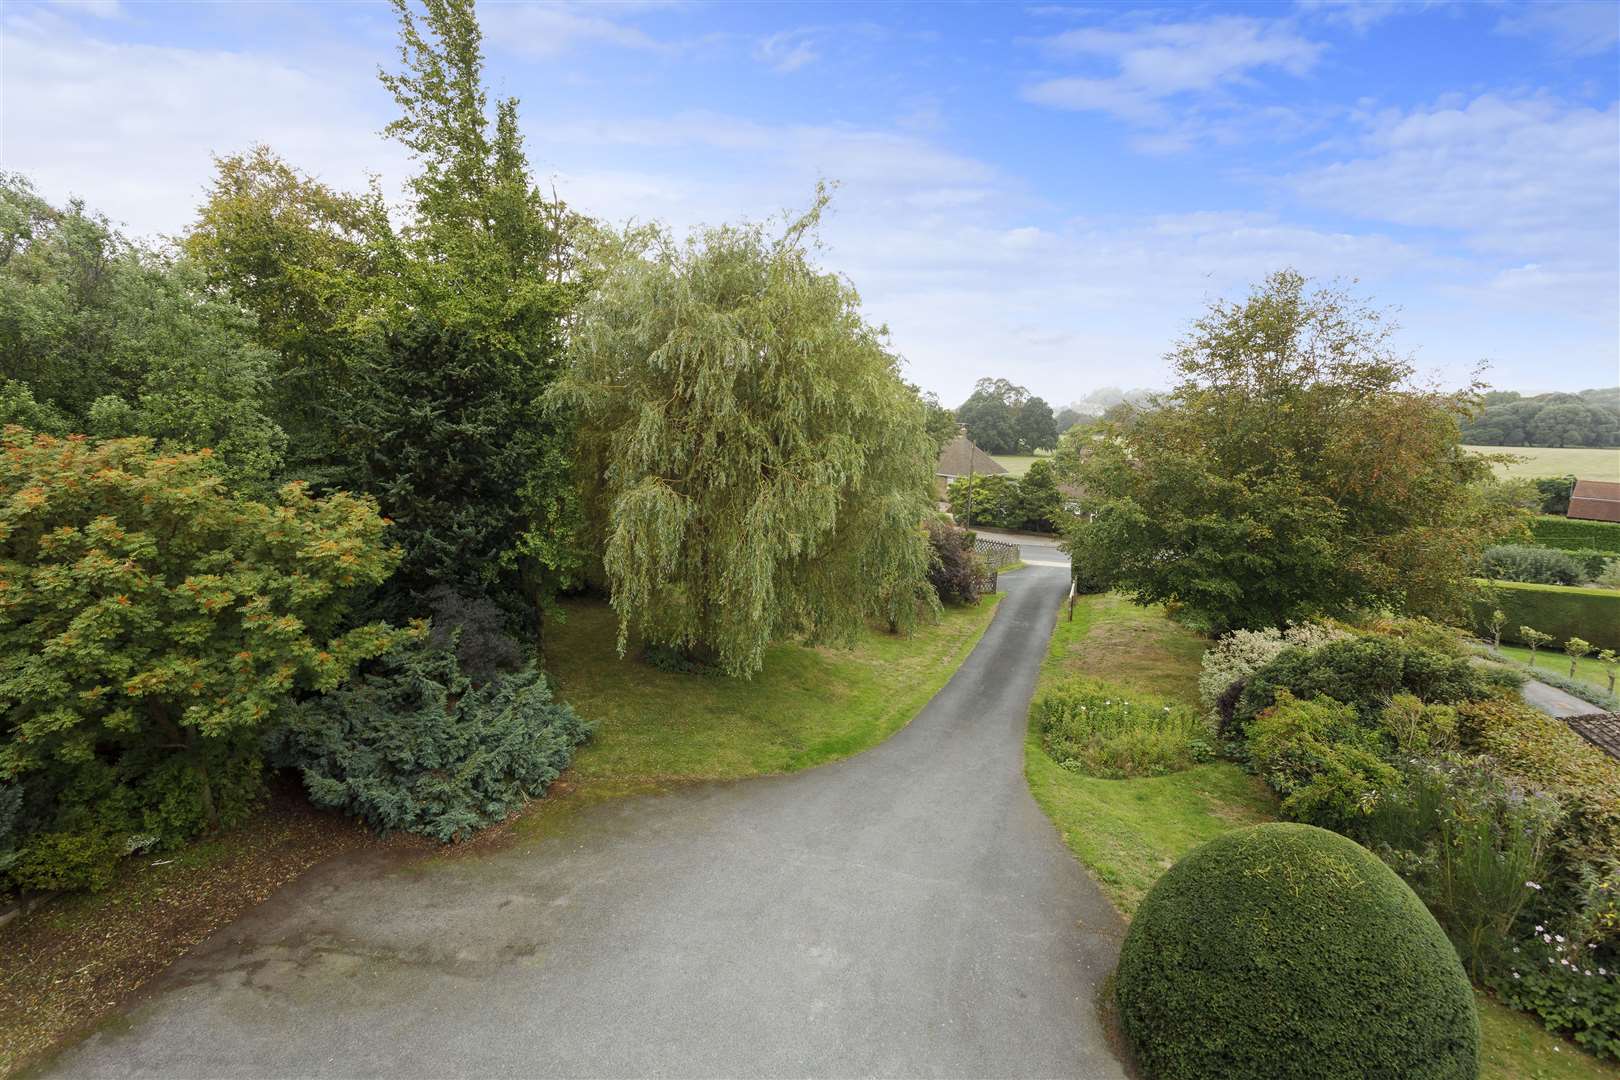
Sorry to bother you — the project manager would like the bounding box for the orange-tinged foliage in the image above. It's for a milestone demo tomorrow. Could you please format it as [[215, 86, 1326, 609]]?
[[0, 427, 413, 785]]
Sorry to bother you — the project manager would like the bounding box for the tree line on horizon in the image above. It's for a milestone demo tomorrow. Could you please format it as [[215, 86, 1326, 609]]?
[[1458, 387, 1620, 449]]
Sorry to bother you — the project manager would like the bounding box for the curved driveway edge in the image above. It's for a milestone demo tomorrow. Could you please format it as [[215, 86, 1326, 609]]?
[[49, 563, 1127, 1079]]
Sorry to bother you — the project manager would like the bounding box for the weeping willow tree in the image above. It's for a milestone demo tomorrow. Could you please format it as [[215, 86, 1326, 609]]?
[[556, 194, 939, 676]]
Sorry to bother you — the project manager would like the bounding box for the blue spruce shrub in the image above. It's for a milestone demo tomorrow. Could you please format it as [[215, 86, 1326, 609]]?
[[273, 639, 590, 841], [1115, 822, 1479, 1080]]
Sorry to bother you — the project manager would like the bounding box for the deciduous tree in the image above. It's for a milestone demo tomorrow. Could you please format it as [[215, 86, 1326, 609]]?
[[556, 195, 938, 676], [0, 176, 287, 491], [1061, 270, 1524, 632]]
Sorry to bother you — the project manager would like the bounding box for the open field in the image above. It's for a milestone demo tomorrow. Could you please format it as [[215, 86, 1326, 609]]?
[[1025, 591, 1620, 1080], [1466, 445, 1620, 481], [988, 451, 1052, 476]]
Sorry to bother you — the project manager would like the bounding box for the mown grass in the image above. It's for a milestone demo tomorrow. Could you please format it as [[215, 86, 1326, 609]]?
[[987, 451, 1052, 477], [1026, 591, 1619, 1080], [1465, 445, 1620, 482], [541, 593, 1002, 798], [1491, 641, 1616, 693]]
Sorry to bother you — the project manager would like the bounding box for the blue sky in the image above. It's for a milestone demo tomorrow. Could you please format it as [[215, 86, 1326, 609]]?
[[4, 0, 1617, 408]]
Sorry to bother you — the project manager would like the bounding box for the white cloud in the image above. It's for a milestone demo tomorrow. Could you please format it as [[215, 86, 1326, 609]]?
[[1291, 94, 1619, 268], [480, 1, 677, 59], [4, 5, 1612, 405], [1023, 15, 1323, 127], [1495, 1, 1620, 56], [754, 29, 821, 72], [47, 0, 122, 17], [0, 10, 407, 241], [1294, 1, 1440, 33]]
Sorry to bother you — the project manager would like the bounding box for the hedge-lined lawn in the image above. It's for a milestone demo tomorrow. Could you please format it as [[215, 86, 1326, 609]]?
[[1466, 445, 1620, 481], [1025, 592, 1620, 1080], [1472, 579, 1620, 652], [1490, 642, 1616, 692], [540, 594, 1001, 801]]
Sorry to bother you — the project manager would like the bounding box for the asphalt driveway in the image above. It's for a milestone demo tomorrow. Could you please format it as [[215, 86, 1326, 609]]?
[[49, 561, 1127, 1079]]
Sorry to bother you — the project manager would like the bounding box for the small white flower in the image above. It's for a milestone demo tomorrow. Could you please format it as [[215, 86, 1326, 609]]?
[[1525, 881, 1542, 890]]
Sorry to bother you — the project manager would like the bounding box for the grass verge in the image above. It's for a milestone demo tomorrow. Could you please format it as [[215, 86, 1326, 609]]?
[[1025, 591, 1619, 1080], [541, 593, 1001, 797]]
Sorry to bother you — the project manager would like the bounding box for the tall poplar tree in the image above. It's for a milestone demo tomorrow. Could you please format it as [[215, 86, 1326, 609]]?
[[557, 196, 939, 676]]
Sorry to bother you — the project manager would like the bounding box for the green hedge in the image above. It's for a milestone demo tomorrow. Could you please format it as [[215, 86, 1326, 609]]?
[[1471, 580, 1620, 651], [1528, 515, 1620, 554], [1115, 822, 1479, 1080]]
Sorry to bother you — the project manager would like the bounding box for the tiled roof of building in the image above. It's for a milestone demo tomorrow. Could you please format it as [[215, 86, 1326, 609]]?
[[1566, 713, 1620, 761], [1568, 479, 1620, 523], [936, 435, 1006, 478]]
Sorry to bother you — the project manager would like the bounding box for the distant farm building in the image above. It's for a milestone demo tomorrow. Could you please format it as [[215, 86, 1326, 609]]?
[[936, 434, 1005, 486], [1567, 479, 1620, 523]]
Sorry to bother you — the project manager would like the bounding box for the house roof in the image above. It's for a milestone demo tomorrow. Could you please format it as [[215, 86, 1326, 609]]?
[[1568, 479, 1620, 523], [936, 435, 1006, 478]]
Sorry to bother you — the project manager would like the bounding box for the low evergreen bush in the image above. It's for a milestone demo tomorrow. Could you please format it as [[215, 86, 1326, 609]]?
[[1196, 621, 1349, 712], [1560, 548, 1618, 580], [1456, 698, 1620, 870], [272, 639, 592, 842], [1244, 692, 1399, 833], [1114, 822, 1479, 1080], [1481, 544, 1585, 586], [1232, 636, 1510, 736]]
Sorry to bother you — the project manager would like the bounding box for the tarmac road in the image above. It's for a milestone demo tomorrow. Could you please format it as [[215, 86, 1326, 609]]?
[[49, 558, 1127, 1079]]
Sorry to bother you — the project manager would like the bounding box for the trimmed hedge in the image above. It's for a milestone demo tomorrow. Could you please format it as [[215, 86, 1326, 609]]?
[[1115, 823, 1479, 1080], [1529, 515, 1620, 554], [1469, 580, 1620, 651]]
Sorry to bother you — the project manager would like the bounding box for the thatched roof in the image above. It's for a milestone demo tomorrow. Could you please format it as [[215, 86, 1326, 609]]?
[[936, 435, 1006, 479], [1568, 479, 1620, 523]]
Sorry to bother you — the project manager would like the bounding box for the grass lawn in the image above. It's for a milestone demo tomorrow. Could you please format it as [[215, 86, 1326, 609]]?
[[988, 451, 1052, 476], [1490, 641, 1617, 693], [1025, 591, 1618, 1080], [539, 593, 1001, 800], [1466, 445, 1620, 482]]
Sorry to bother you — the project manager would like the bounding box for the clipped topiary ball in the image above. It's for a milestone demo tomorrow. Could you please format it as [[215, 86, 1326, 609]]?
[[1115, 822, 1478, 1080]]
